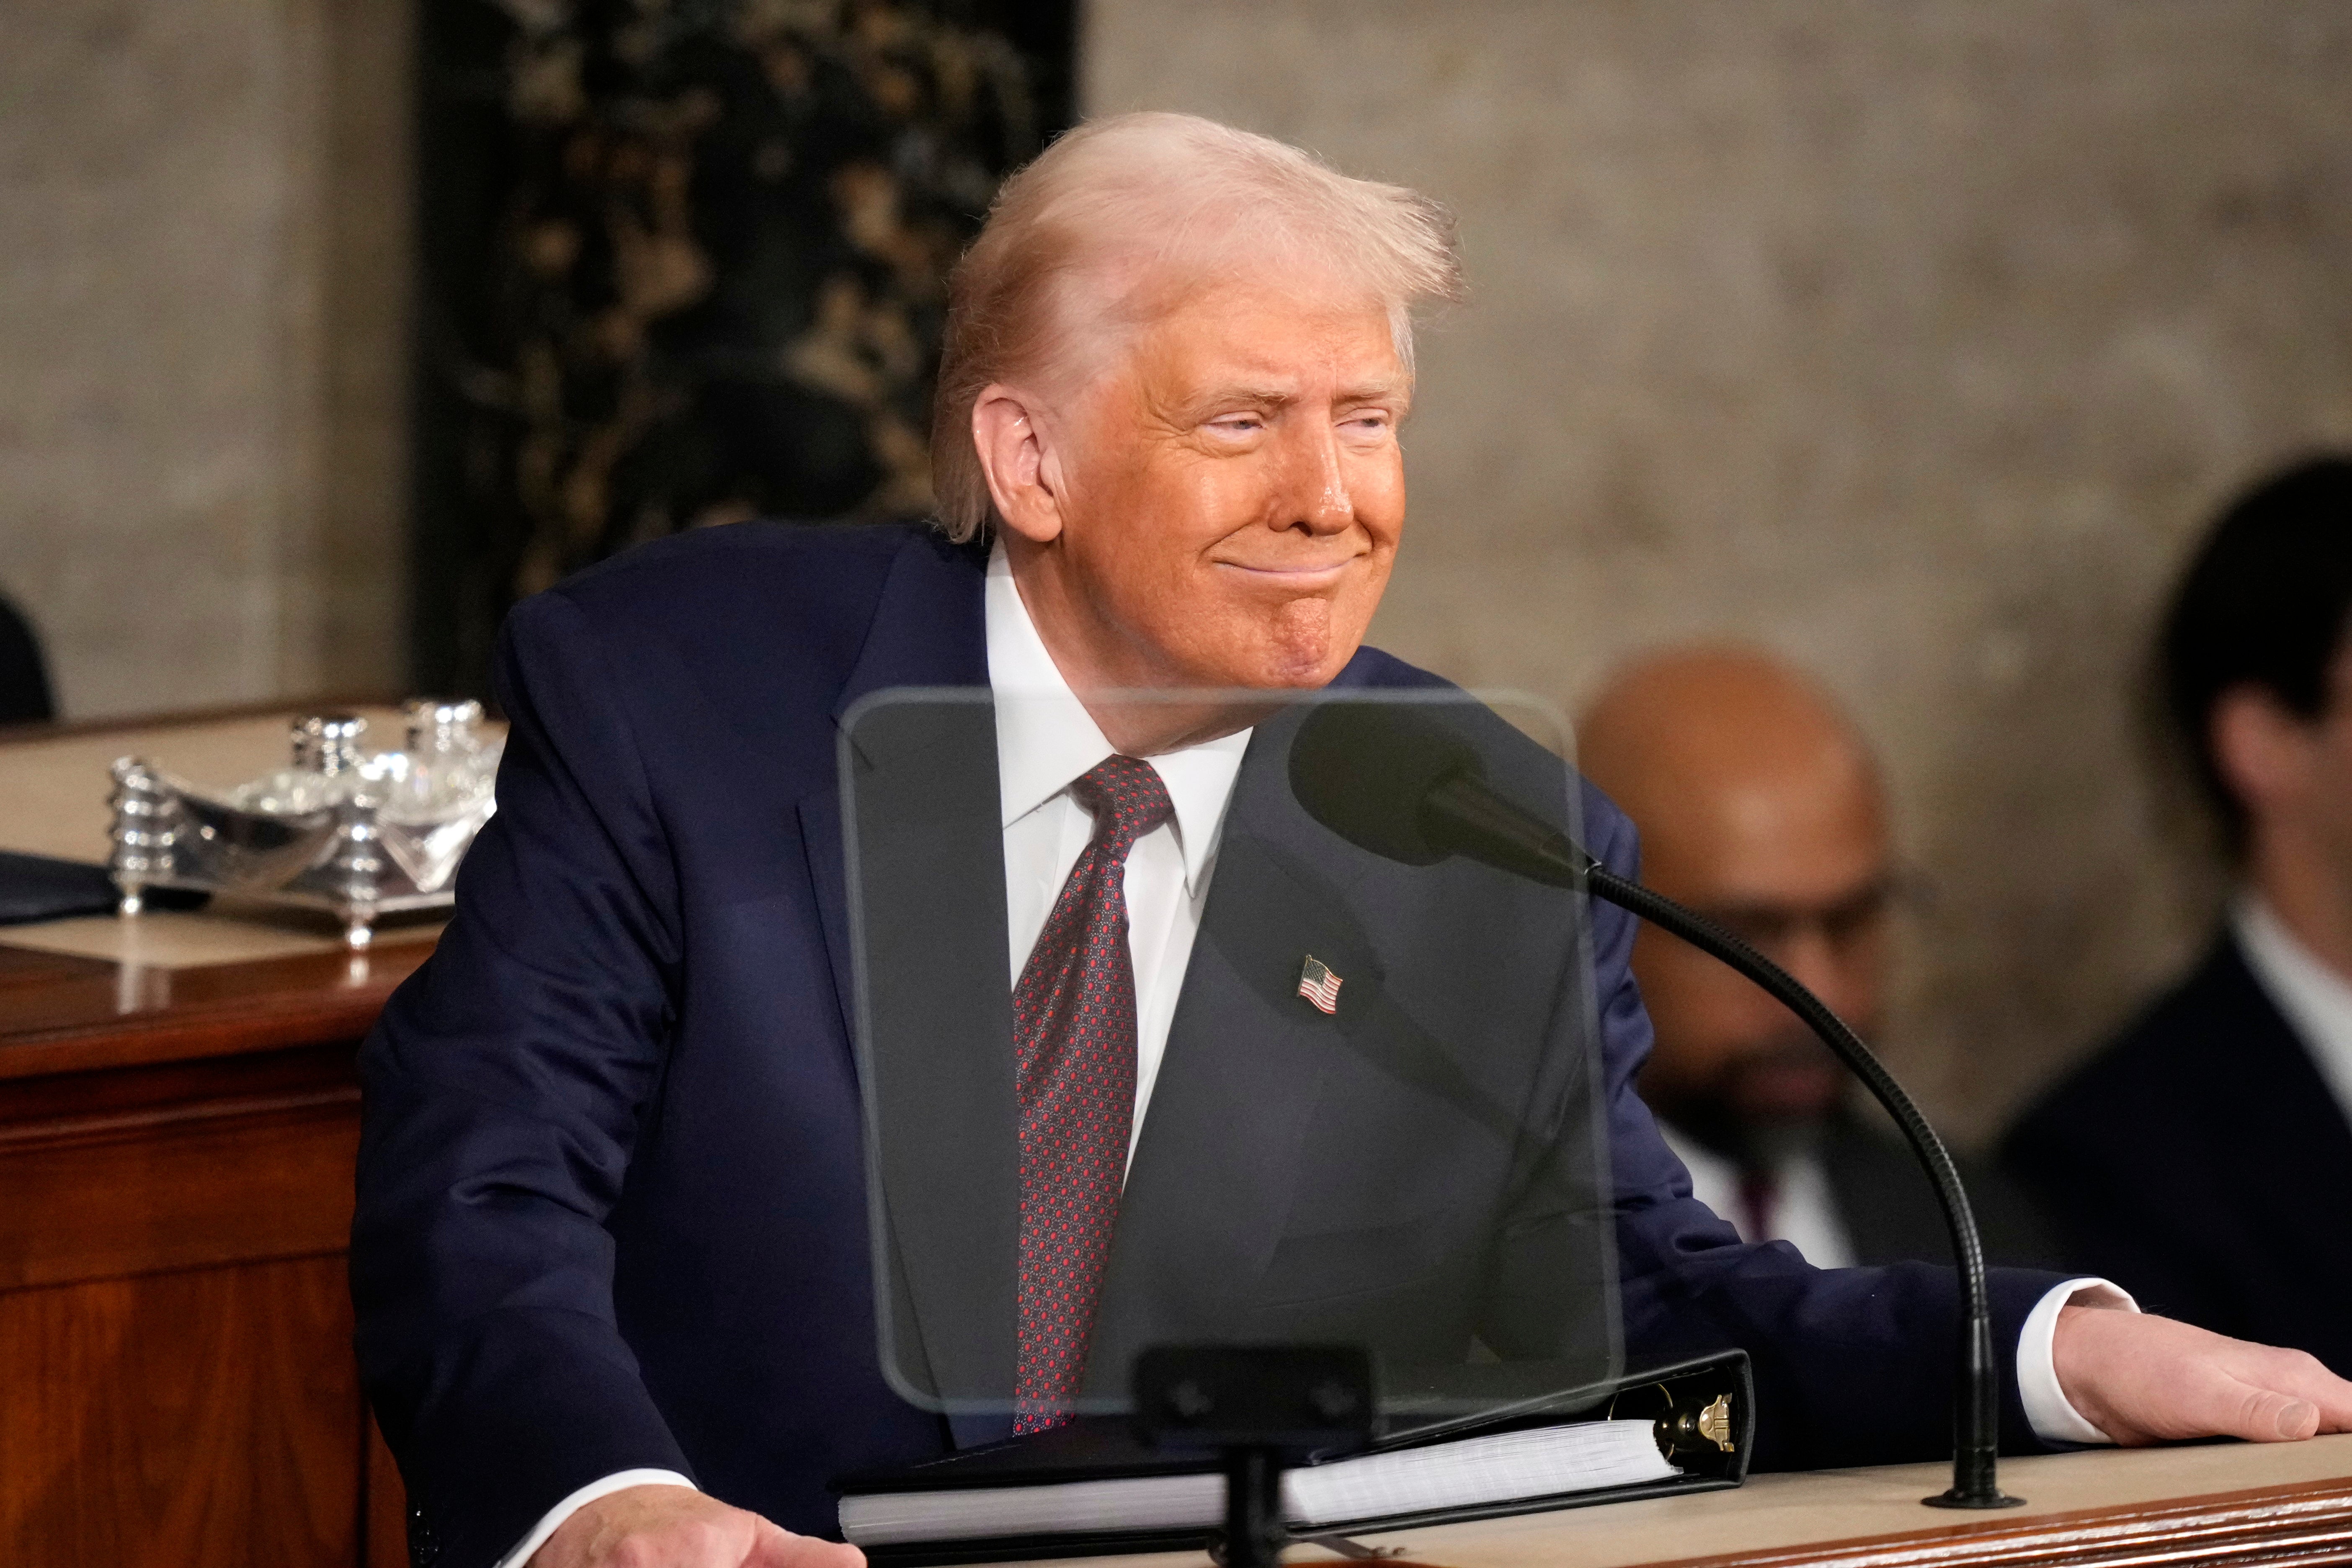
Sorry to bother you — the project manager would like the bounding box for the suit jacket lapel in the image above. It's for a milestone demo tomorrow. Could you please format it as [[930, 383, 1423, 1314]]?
[[801, 533, 992, 1046], [797, 536, 1019, 1413], [2211, 939, 2352, 1295], [797, 791, 858, 1048]]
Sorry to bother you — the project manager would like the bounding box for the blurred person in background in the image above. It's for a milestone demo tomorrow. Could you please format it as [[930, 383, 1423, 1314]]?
[[0, 595, 54, 725], [2005, 457, 2352, 1373], [1583, 646, 2058, 1269]]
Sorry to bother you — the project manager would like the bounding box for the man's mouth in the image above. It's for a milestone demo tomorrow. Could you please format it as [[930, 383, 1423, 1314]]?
[[1211, 559, 1357, 588]]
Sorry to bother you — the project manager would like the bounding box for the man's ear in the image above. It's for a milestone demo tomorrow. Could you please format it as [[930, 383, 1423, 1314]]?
[[972, 385, 1068, 545], [2211, 685, 2314, 819]]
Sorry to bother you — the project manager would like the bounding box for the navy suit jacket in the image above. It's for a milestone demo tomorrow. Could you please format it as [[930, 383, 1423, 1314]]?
[[2004, 934, 2352, 1374], [353, 524, 2066, 1568]]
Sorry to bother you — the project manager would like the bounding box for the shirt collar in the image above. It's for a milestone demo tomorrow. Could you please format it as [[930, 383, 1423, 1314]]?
[[983, 543, 1249, 895], [2232, 892, 2352, 1104]]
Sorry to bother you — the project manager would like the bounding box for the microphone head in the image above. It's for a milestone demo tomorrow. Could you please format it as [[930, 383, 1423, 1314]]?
[[1287, 700, 1485, 867]]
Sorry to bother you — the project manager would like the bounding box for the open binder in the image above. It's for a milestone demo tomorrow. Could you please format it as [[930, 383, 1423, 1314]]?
[[836, 1348, 1753, 1564]]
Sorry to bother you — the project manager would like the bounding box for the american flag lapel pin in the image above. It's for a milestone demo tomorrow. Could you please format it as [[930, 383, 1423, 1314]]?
[[1297, 954, 1343, 1015]]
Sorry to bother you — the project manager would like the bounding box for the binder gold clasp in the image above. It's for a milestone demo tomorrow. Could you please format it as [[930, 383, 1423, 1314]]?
[[1656, 1392, 1736, 1457]]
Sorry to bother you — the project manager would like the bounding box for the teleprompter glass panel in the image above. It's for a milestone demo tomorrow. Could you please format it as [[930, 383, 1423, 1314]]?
[[839, 687, 1618, 1434]]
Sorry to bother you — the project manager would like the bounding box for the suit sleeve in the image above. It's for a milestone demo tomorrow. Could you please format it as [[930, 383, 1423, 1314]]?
[[1579, 783, 2073, 1469], [351, 589, 694, 1567]]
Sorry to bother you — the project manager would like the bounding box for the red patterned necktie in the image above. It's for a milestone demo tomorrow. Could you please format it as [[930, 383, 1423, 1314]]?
[[1010, 754, 1173, 1434]]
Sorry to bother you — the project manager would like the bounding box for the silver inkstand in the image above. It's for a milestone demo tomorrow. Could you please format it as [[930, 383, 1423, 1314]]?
[[107, 700, 502, 950]]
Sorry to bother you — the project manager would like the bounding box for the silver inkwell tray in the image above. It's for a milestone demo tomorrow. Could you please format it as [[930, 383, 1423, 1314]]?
[[107, 700, 503, 949]]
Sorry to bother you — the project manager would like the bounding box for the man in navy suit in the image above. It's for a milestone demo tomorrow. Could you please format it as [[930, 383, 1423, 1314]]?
[[2006, 458, 2352, 1372], [352, 115, 2352, 1568]]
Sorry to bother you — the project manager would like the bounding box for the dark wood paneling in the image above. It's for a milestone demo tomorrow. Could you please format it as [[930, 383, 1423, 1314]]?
[[0, 1039, 360, 1139], [0, 1088, 358, 1292], [0, 1258, 364, 1568], [0, 909, 428, 1567]]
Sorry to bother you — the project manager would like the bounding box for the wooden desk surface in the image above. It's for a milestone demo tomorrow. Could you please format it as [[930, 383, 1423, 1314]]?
[[0, 703, 458, 971], [1024, 1436, 2352, 1568], [0, 703, 416, 865], [0, 941, 429, 1080]]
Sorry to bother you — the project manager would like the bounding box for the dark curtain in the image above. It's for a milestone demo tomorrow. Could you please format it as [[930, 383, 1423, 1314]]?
[[412, 0, 1075, 697]]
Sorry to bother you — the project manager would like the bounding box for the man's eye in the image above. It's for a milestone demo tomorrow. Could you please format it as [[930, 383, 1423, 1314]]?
[[1209, 416, 1263, 436]]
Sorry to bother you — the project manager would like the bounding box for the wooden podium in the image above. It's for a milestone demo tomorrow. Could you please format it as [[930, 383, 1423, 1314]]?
[[0, 709, 430, 1567], [4, 712, 2351, 1568]]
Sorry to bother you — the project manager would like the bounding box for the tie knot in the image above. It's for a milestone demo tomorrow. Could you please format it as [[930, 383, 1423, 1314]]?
[[1070, 755, 1174, 848]]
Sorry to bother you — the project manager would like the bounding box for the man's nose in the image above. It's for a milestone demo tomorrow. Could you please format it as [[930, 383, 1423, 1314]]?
[[1778, 928, 1876, 1026], [1276, 421, 1354, 534]]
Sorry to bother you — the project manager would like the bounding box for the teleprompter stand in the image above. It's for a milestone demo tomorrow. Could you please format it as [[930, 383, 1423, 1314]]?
[[1134, 1346, 1377, 1568]]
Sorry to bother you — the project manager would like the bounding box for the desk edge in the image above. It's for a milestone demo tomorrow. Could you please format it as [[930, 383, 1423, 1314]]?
[[1631, 1470, 2352, 1568]]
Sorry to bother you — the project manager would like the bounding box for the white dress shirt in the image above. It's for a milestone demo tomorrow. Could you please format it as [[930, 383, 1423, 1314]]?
[[2235, 894, 2352, 1127], [987, 544, 1252, 1159], [1658, 1126, 1860, 1270], [497, 549, 2124, 1561]]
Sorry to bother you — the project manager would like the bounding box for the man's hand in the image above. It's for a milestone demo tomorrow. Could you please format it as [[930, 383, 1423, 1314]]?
[[2055, 1303, 2352, 1446], [529, 1485, 865, 1568]]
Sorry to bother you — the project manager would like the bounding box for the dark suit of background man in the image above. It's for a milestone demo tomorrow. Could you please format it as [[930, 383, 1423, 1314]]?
[[1579, 647, 2056, 1271], [2007, 457, 2352, 1374], [350, 113, 2352, 1568]]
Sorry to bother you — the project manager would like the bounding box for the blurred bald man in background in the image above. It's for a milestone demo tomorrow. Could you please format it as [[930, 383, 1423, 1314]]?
[[1581, 646, 2057, 1269]]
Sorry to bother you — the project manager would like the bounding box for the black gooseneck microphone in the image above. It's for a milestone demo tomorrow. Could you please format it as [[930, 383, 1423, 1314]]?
[[1288, 701, 2021, 1511]]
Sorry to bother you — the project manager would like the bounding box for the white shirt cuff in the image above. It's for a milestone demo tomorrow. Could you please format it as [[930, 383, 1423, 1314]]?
[[494, 1468, 699, 1568], [2017, 1277, 2138, 1446]]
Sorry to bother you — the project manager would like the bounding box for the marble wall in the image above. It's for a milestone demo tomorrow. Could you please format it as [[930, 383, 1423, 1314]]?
[[0, 0, 410, 720], [1085, 0, 2352, 1136]]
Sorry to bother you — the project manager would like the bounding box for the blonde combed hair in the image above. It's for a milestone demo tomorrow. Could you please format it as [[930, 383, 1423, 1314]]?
[[929, 112, 1465, 543]]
